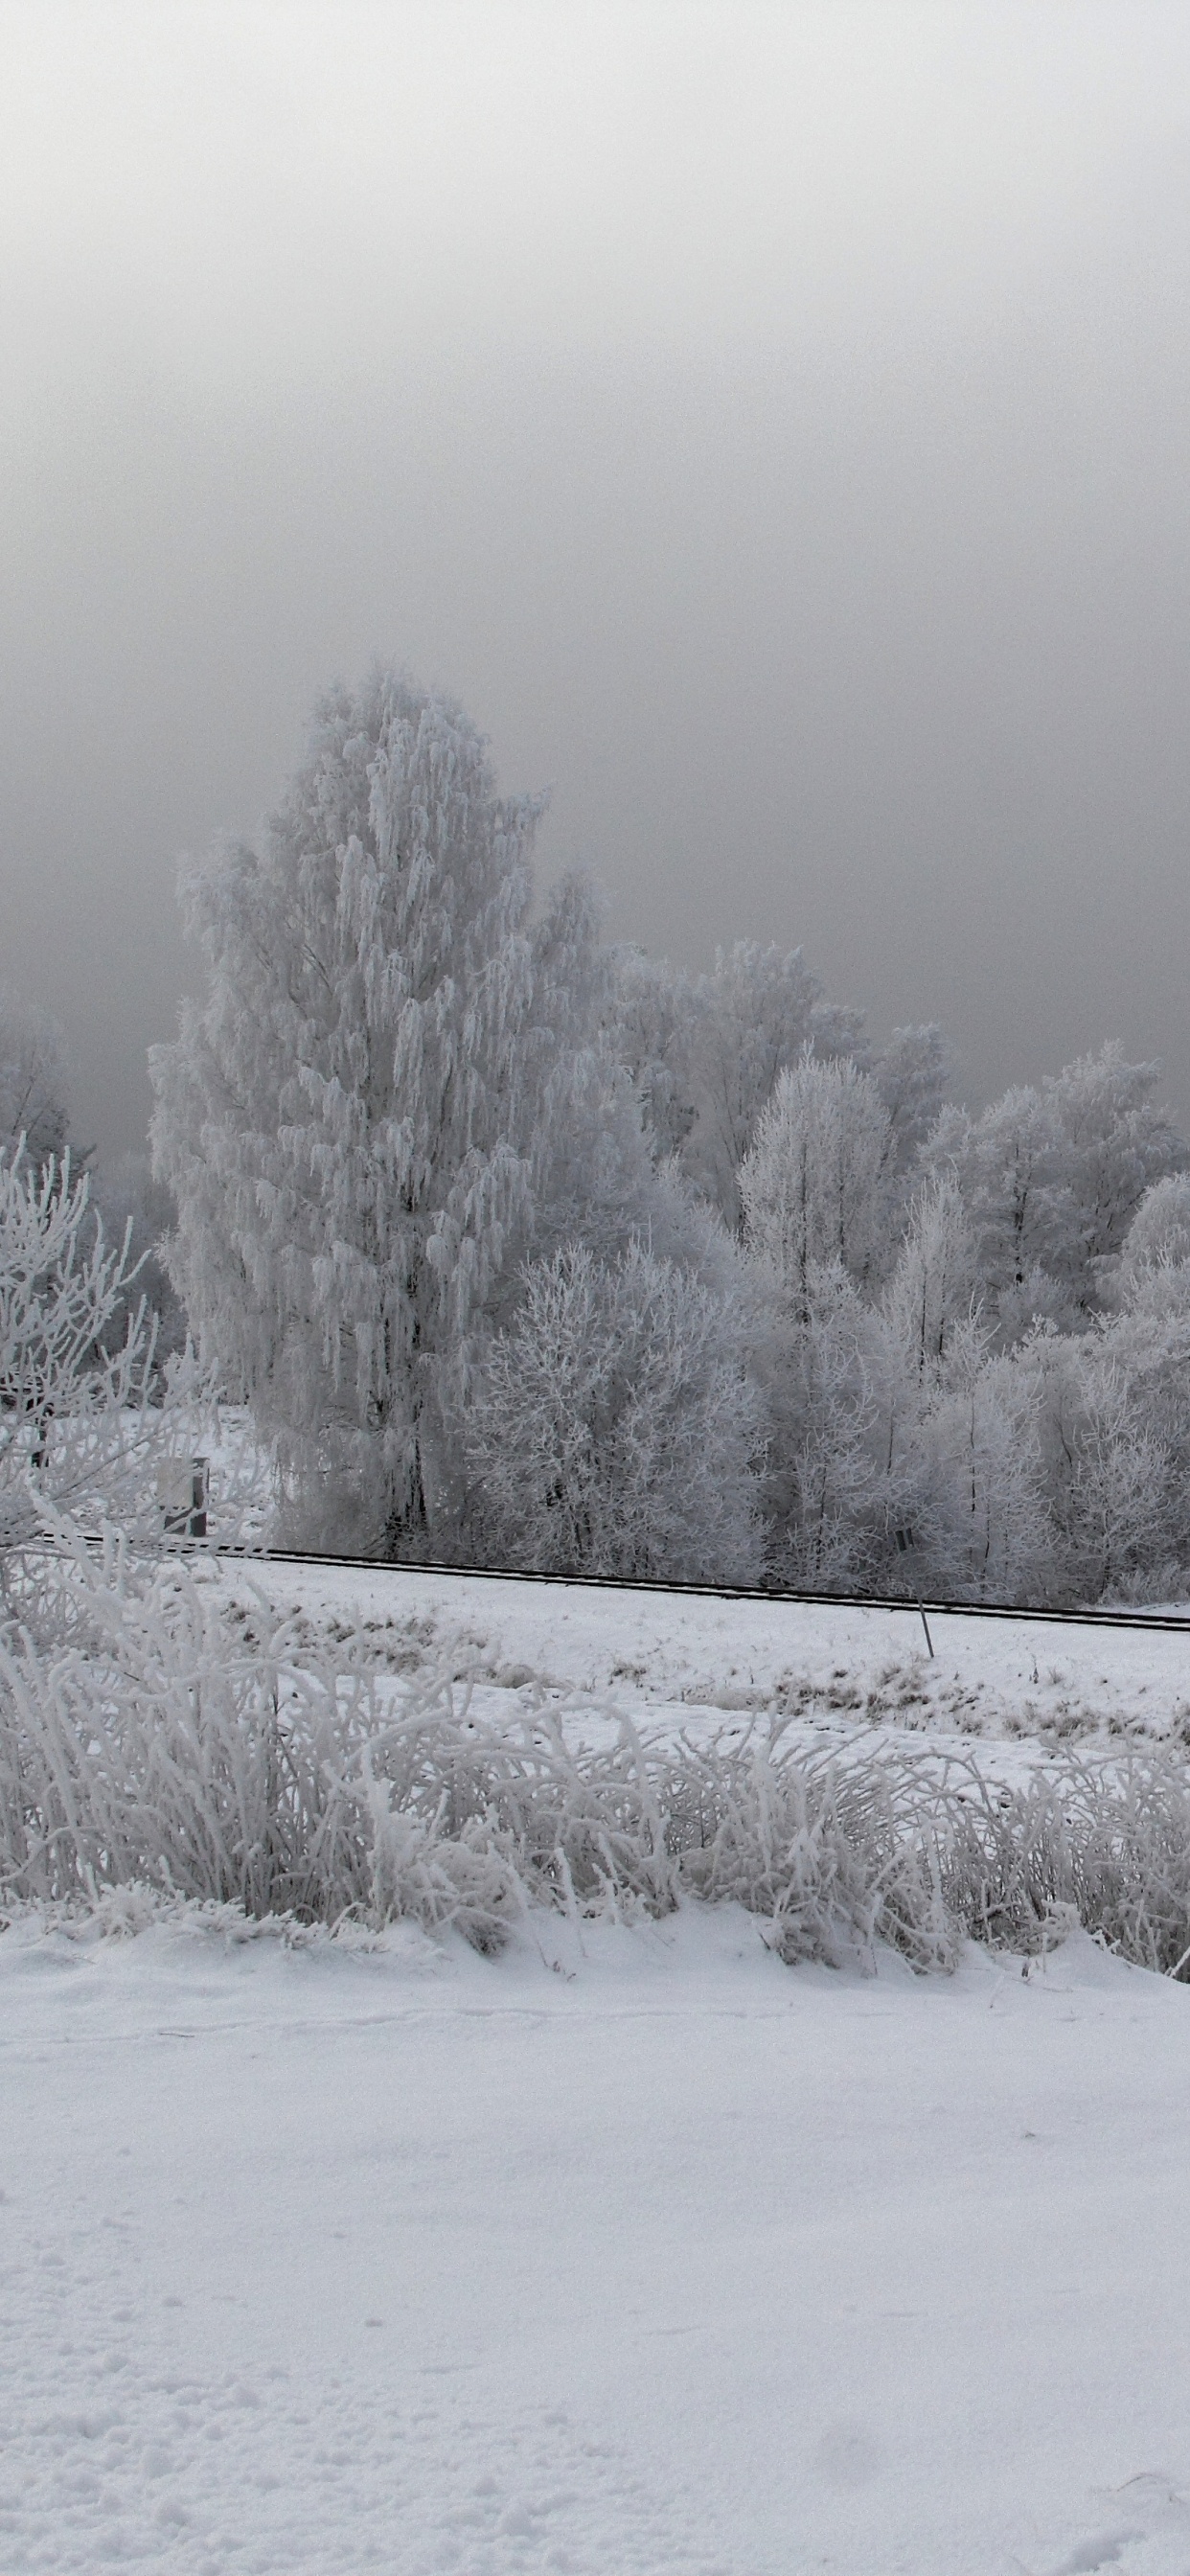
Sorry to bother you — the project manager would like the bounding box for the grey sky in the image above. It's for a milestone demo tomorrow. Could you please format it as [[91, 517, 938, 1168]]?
[[4, 0, 1190, 1156]]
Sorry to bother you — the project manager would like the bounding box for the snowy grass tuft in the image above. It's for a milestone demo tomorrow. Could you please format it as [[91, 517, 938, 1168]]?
[[5, 1533, 1190, 1975]]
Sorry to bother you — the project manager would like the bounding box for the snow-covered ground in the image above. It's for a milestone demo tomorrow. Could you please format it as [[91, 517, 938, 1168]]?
[[10, 1561, 1190, 2574], [221, 1556, 1190, 1763], [5, 1901, 1190, 2576]]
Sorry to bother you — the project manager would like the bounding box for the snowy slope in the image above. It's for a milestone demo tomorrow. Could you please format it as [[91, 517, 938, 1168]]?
[[4, 1904, 1190, 2576], [219, 1557, 1190, 1759]]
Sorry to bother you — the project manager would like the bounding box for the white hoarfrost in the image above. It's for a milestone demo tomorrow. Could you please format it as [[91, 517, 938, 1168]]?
[[0, 1150, 163, 1565], [0, 987, 72, 1170], [150, 672, 617, 1555], [7, 1542, 1190, 2572], [142, 663, 1190, 1600], [0, 1147, 261, 1605], [741, 1050, 893, 1300], [463, 1241, 764, 1584]]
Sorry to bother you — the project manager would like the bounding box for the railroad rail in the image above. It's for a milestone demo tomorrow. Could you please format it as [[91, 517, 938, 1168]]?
[[214, 1547, 1190, 1640]]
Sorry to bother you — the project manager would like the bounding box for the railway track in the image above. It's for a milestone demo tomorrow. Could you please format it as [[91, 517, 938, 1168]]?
[[215, 1546, 1190, 1640]]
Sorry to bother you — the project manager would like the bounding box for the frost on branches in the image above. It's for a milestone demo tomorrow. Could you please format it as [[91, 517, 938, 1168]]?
[[741, 1052, 895, 1306], [0, 1150, 167, 1575], [150, 672, 637, 1557], [463, 1242, 763, 1583], [0, 991, 73, 1176], [145, 659, 1190, 1603]]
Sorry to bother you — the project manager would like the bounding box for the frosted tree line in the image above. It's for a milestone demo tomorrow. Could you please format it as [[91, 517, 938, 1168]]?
[[9, 668, 1189, 1605], [11, 923, 1190, 1963], [144, 667, 1190, 1600]]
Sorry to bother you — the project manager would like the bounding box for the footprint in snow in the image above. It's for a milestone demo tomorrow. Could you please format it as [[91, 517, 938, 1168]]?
[[1041, 2473, 1190, 2575]]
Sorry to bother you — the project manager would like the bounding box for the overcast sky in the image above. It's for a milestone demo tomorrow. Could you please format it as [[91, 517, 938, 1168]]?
[[5, 0, 1190, 1157]]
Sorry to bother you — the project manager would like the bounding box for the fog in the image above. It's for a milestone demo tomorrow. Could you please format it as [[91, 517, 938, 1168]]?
[[4, 0, 1190, 1156]]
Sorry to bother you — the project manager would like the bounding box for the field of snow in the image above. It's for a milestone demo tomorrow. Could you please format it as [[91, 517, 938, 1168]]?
[[222, 1556, 1190, 1766], [6, 1900, 1190, 2576], [10, 1561, 1190, 2574]]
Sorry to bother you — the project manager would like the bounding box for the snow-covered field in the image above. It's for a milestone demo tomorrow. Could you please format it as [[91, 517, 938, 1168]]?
[[6, 1903, 1190, 2576], [9, 1562, 1190, 2575], [225, 1556, 1190, 1761]]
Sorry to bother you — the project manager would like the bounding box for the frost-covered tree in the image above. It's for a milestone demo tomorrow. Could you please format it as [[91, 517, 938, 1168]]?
[[740, 1052, 894, 1310], [1030, 1213, 1190, 1594], [0, 1149, 164, 1567], [881, 1174, 983, 1402], [527, 1045, 670, 1278], [924, 1086, 1066, 1313], [669, 942, 864, 1227], [927, 1045, 1186, 1331], [850, 1175, 1064, 1602], [91, 1156, 187, 1368], [872, 1172, 988, 1539], [912, 1352, 1055, 1601], [151, 669, 608, 1556], [523, 1022, 750, 1318], [1030, 1323, 1176, 1600], [1089, 1185, 1190, 1582], [871, 1025, 950, 1177], [752, 1259, 886, 1589], [462, 1241, 764, 1582], [1046, 1045, 1187, 1288], [0, 992, 74, 1175], [606, 938, 869, 1230], [1120, 1173, 1190, 1280], [681, 942, 825, 1220], [692, 944, 866, 1225], [605, 947, 700, 1165]]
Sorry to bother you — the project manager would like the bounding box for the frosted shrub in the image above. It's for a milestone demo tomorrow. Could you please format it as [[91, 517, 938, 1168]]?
[[0, 1535, 678, 1943], [0, 1531, 506, 1939], [679, 1735, 1190, 1976], [926, 1753, 1190, 1973], [0, 1150, 263, 1645], [463, 1242, 765, 1584], [0, 1558, 928, 1959], [7, 1523, 1190, 1973], [673, 1733, 947, 1969], [0, 1149, 217, 1598]]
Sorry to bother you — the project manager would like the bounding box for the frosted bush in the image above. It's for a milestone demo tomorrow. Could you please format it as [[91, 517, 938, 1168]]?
[[0, 1150, 264, 1625], [0, 1531, 675, 1944], [463, 1242, 765, 1584], [5, 1538, 1190, 1977], [0, 1149, 160, 1561]]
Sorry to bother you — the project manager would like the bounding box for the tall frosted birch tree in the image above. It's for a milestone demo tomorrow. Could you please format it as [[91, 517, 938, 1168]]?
[[150, 669, 594, 1554], [739, 1051, 894, 1307]]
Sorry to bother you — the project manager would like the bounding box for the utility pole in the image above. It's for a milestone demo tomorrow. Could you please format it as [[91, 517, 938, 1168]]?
[[893, 1526, 934, 1656]]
